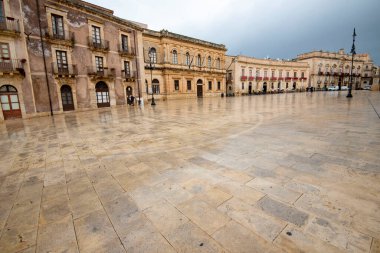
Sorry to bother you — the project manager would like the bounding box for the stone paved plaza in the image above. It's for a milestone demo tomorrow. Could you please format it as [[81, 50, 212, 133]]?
[[0, 91, 379, 253]]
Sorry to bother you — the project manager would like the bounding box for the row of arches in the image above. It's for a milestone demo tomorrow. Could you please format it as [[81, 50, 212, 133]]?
[[0, 82, 135, 120]]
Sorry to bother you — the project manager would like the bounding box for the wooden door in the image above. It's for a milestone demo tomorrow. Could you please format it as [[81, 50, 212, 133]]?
[[61, 85, 74, 111], [0, 85, 21, 120]]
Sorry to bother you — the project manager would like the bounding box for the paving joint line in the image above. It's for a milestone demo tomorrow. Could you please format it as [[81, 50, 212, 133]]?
[[367, 96, 380, 119]]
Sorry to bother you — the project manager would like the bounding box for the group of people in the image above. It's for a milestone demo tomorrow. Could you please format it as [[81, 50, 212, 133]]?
[[127, 95, 135, 106]]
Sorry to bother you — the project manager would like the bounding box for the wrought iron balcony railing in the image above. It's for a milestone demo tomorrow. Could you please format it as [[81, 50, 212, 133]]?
[[118, 44, 136, 57], [0, 16, 20, 33], [87, 66, 114, 77], [0, 59, 23, 72], [88, 37, 110, 51], [52, 63, 78, 76]]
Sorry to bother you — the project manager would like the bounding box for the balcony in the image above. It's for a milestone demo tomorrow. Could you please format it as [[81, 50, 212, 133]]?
[[318, 71, 323, 76], [325, 72, 330, 76], [270, 77, 277, 81], [46, 32, 75, 47], [52, 63, 77, 77], [300, 77, 307, 81], [293, 77, 299, 80], [248, 76, 254, 81], [285, 77, 292, 81], [0, 16, 20, 36], [241, 76, 247, 81], [263, 77, 269, 81], [118, 45, 136, 58], [121, 70, 136, 82], [278, 77, 284, 80], [0, 59, 24, 76], [88, 37, 110, 52], [256, 76, 263, 81], [87, 66, 115, 79]]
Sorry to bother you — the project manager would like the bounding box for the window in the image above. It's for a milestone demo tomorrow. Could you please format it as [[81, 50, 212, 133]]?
[[197, 54, 201, 67], [52, 14, 64, 39], [172, 50, 178, 64], [279, 71, 283, 78], [249, 69, 252, 77], [216, 58, 221, 69], [152, 79, 160, 94], [242, 68, 245, 76], [294, 72, 297, 78], [186, 52, 190, 66], [256, 70, 260, 77], [124, 61, 130, 76], [174, 80, 179, 90], [208, 56, 211, 68], [121, 35, 128, 51], [286, 71, 290, 77], [208, 81, 212, 90], [92, 25, 101, 44], [0, 43, 11, 68], [242, 83, 244, 89], [187, 80, 192, 91], [0, 0, 4, 16], [95, 56, 104, 72], [301, 72, 304, 78], [272, 71, 275, 77], [149, 48, 157, 64], [56, 50, 68, 73], [217, 81, 221, 90], [264, 70, 267, 78]]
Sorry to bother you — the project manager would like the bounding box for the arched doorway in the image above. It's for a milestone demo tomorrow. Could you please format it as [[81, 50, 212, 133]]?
[[248, 82, 252, 94], [152, 79, 160, 94], [95, 81, 110, 108], [293, 82, 296, 90], [197, 79, 203, 97], [126, 86, 132, 96], [263, 82, 267, 93], [0, 85, 22, 120], [61, 85, 74, 111]]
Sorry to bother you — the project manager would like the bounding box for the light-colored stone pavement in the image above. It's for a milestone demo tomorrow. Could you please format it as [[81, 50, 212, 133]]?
[[0, 91, 379, 253]]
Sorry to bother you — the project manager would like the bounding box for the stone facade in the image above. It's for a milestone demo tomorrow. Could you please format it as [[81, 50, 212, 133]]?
[[0, 0, 146, 121], [227, 55, 309, 95], [296, 49, 376, 90], [142, 29, 226, 100]]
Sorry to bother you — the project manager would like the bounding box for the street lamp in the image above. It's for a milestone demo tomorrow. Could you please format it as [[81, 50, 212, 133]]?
[[225, 57, 237, 96], [148, 48, 156, 105], [347, 28, 357, 98]]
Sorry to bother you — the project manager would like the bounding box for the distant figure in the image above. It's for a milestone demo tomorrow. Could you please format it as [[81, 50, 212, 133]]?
[[130, 95, 135, 106], [127, 95, 131, 105]]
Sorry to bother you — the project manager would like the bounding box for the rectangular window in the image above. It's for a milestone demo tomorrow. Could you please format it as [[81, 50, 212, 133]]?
[[174, 80, 179, 90], [56, 50, 68, 73], [95, 56, 103, 72], [279, 71, 282, 77], [242, 83, 244, 89], [187, 80, 192, 91], [92, 26, 101, 44], [294, 72, 297, 78], [256, 70, 260, 77], [264, 70, 267, 78], [208, 81, 212, 90], [0, 42, 11, 62], [52, 14, 64, 39], [217, 81, 221, 90], [124, 61, 130, 76], [0, 0, 4, 16], [249, 69, 252, 77], [121, 35, 128, 51], [272, 71, 275, 77], [286, 71, 290, 77], [242, 68, 245, 76]]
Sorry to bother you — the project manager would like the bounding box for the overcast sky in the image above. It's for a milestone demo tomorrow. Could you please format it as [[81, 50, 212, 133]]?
[[87, 0, 380, 65]]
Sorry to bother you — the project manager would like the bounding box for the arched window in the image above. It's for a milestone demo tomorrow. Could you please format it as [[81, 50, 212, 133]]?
[[149, 48, 157, 64], [0, 85, 22, 119], [172, 50, 178, 64], [186, 52, 190, 66], [152, 79, 160, 94], [208, 56, 212, 68], [197, 54, 201, 67], [216, 58, 221, 69]]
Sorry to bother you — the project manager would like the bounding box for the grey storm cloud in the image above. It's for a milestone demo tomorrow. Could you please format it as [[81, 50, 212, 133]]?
[[87, 0, 380, 64]]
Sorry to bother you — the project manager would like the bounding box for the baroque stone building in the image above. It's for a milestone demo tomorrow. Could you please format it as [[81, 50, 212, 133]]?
[[296, 49, 376, 90], [142, 29, 226, 100], [0, 0, 146, 121], [227, 55, 309, 95]]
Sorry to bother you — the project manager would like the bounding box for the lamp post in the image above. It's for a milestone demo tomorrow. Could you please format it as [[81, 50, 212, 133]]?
[[347, 28, 357, 98], [225, 57, 237, 96], [148, 48, 156, 105]]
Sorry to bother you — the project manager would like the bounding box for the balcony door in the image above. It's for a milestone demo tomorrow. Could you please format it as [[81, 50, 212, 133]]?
[[95, 56, 104, 75], [52, 14, 65, 39], [0, 85, 21, 120], [92, 26, 101, 45], [56, 50, 68, 74], [197, 79, 203, 97], [0, 43, 12, 71]]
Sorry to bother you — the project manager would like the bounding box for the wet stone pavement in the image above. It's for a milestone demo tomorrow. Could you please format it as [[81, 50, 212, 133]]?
[[0, 91, 380, 253]]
